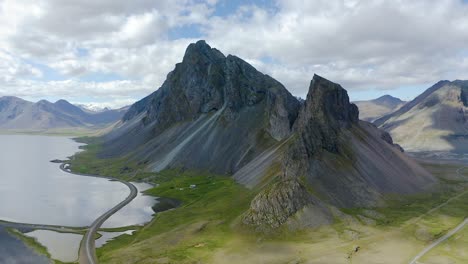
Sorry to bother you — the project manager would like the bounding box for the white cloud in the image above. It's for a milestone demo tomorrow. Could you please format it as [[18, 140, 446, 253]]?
[[204, 0, 468, 94], [1, 0, 468, 107]]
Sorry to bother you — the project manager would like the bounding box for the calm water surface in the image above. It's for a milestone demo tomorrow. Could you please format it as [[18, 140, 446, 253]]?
[[0, 134, 156, 227], [0, 134, 158, 262], [95, 230, 135, 248], [24, 230, 82, 263], [0, 226, 49, 264]]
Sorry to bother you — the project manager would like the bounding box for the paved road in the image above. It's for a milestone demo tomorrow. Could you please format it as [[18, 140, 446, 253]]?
[[408, 166, 468, 264], [0, 220, 85, 233], [409, 218, 468, 264], [59, 164, 138, 264]]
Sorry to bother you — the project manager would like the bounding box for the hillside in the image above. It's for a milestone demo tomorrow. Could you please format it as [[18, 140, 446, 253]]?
[[0, 97, 127, 131], [374, 80, 468, 152], [64, 41, 442, 264], [95, 41, 435, 230], [242, 75, 434, 230], [354, 95, 405, 121], [102, 40, 300, 175]]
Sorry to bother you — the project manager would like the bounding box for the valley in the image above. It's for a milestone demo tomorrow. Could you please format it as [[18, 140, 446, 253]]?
[[65, 142, 468, 264], [2, 40, 468, 264], [3, 1, 468, 263]]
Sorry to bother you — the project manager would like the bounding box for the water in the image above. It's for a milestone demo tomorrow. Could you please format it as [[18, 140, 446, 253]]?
[[95, 230, 135, 248], [103, 182, 158, 228], [0, 134, 158, 262], [0, 134, 156, 227], [23, 230, 82, 263], [0, 226, 49, 264]]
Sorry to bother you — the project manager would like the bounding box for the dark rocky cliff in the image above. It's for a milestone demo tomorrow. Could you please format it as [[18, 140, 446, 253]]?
[[99, 41, 435, 231], [243, 75, 435, 231], [104, 40, 300, 174]]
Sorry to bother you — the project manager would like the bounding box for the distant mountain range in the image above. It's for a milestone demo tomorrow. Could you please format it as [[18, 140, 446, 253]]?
[[375, 80, 468, 152], [95, 40, 434, 230], [354, 95, 406, 122], [0, 96, 128, 131]]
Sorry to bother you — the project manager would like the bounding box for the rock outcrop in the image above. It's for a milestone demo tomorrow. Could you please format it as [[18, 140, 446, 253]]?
[[97, 41, 435, 231], [243, 75, 435, 230], [103, 40, 300, 174]]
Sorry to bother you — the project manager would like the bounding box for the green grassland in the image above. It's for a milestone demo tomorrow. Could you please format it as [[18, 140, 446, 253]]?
[[66, 140, 468, 263]]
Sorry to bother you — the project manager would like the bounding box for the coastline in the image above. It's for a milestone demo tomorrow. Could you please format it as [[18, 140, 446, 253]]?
[[58, 162, 138, 264]]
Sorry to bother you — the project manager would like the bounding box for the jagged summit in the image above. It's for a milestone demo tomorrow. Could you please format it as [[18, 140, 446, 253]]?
[[99, 41, 435, 231], [183, 40, 225, 63], [243, 75, 434, 231], [105, 40, 300, 174], [301, 74, 359, 129]]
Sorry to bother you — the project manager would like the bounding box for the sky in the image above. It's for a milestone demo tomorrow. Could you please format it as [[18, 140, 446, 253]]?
[[2, 0, 468, 108]]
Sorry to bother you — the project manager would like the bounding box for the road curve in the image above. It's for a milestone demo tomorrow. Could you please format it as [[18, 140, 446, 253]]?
[[59, 164, 138, 264], [408, 166, 468, 264]]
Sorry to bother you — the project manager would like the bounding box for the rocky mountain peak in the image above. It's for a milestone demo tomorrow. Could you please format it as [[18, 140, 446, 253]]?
[[182, 40, 225, 65], [122, 40, 300, 141], [297, 74, 358, 130]]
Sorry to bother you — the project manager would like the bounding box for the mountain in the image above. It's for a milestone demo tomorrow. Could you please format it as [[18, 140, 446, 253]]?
[[353, 95, 405, 122], [99, 40, 435, 230], [374, 80, 468, 152], [0, 97, 127, 131], [103, 40, 300, 174], [242, 75, 434, 230]]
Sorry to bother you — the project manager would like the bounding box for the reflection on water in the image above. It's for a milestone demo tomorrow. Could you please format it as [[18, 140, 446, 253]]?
[[0, 134, 159, 263], [23, 230, 82, 263], [96, 230, 135, 248], [0, 135, 157, 227], [103, 182, 158, 228], [0, 226, 49, 264]]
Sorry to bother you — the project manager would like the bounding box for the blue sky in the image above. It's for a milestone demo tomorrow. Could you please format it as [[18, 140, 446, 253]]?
[[1, 0, 468, 107]]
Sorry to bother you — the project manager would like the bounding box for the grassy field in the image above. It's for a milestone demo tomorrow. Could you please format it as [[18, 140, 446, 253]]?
[[96, 171, 255, 263], [66, 141, 468, 263]]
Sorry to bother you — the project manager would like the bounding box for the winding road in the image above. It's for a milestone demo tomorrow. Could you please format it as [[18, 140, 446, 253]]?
[[408, 166, 468, 264], [59, 164, 138, 264]]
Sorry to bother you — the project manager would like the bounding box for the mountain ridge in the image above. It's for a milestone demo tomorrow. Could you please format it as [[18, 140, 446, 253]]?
[[0, 97, 127, 131], [354, 94, 406, 122], [103, 40, 300, 175], [375, 80, 468, 152], [97, 40, 435, 231]]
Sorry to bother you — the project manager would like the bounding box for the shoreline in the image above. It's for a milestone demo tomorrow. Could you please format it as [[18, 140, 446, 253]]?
[[59, 161, 181, 264], [58, 162, 138, 264]]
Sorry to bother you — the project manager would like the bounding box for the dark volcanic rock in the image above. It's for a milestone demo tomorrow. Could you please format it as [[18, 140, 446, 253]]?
[[243, 75, 434, 230], [283, 75, 360, 180], [243, 179, 315, 230], [293, 74, 358, 154], [104, 40, 300, 174], [122, 41, 299, 139], [96, 41, 434, 231]]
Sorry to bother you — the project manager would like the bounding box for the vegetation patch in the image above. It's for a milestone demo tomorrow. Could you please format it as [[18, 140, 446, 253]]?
[[96, 171, 255, 263], [7, 228, 73, 264]]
